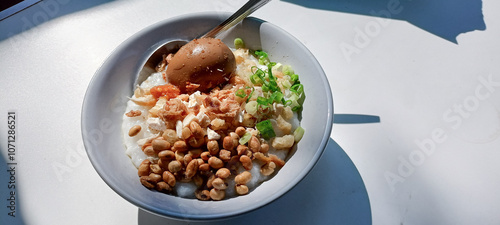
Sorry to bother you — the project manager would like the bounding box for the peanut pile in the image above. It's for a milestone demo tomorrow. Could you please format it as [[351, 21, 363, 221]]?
[[130, 120, 285, 201]]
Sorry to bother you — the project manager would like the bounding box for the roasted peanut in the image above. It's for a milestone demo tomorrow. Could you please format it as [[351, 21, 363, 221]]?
[[150, 163, 164, 174], [200, 151, 211, 161], [260, 143, 270, 154], [207, 174, 216, 189], [261, 162, 276, 176], [195, 189, 211, 201], [240, 155, 253, 170], [168, 160, 182, 173], [175, 151, 185, 163], [210, 188, 225, 201], [155, 181, 172, 193], [198, 163, 210, 172], [183, 154, 193, 165], [235, 171, 252, 185], [212, 178, 227, 190], [149, 173, 163, 183], [269, 154, 286, 167], [172, 140, 188, 152], [235, 184, 249, 195], [190, 121, 204, 138], [219, 149, 232, 162], [236, 145, 248, 156], [181, 127, 192, 140], [185, 159, 199, 179], [143, 145, 155, 156], [235, 126, 246, 137], [162, 171, 176, 187], [140, 176, 156, 189], [138, 159, 151, 177], [128, 125, 141, 137], [188, 136, 204, 148], [158, 150, 175, 161], [207, 140, 219, 155], [222, 136, 235, 150], [230, 132, 239, 147], [248, 136, 261, 152], [162, 129, 178, 143], [215, 168, 231, 179], [152, 138, 171, 152], [253, 152, 270, 163], [141, 142, 152, 151], [188, 149, 203, 158], [208, 157, 224, 169]]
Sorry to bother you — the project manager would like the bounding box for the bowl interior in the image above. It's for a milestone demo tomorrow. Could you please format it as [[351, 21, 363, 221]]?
[[82, 12, 333, 220]]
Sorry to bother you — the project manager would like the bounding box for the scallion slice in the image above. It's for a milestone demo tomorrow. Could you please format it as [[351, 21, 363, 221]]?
[[293, 126, 305, 142], [256, 119, 276, 139], [235, 88, 247, 98], [239, 132, 252, 145], [234, 38, 245, 49]]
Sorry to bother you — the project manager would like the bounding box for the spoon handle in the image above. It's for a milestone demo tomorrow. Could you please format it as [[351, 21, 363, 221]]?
[[200, 0, 271, 39]]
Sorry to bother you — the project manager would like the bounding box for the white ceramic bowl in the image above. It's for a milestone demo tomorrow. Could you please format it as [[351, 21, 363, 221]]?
[[82, 12, 333, 220]]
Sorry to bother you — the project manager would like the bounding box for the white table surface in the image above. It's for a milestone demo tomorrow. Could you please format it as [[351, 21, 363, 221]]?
[[1, 0, 500, 224]]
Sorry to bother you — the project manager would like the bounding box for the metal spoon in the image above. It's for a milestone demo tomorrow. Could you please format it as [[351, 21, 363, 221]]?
[[136, 0, 271, 86]]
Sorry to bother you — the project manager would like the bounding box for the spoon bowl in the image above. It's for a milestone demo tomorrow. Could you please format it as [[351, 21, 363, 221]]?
[[83, 12, 333, 220]]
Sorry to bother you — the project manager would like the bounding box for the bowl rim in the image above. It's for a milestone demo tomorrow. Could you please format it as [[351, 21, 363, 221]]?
[[82, 11, 334, 220]]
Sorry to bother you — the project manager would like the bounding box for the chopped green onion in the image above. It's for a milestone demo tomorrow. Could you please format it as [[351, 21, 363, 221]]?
[[291, 83, 304, 95], [256, 119, 276, 139], [283, 65, 294, 75], [290, 74, 299, 83], [282, 79, 292, 89], [235, 88, 247, 98], [292, 105, 302, 112], [273, 63, 283, 71], [250, 74, 264, 85], [255, 50, 270, 65], [237, 89, 246, 97], [288, 92, 299, 102], [239, 132, 252, 145], [257, 96, 269, 106], [234, 38, 245, 49], [293, 126, 305, 142], [245, 101, 258, 115], [246, 87, 255, 103], [270, 91, 284, 103]]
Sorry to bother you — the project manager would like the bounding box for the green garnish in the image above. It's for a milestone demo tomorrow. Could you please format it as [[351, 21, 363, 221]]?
[[246, 87, 255, 103], [234, 38, 245, 49], [256, 119, 276, 139], [235, 88, 247, 98], [291, 83, 304, 95], [239, 132, 252, 145], [290, 74, 299, 84], [293, 126, 305, 142], [254, 50, 270, 65], [282, 65, 294, 76]]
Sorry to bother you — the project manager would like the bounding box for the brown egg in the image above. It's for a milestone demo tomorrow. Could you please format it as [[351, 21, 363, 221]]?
[[166, 38, 236, 93]]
